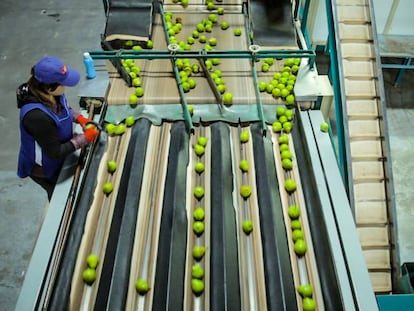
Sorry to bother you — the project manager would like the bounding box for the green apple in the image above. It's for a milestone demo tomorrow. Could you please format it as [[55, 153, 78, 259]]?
[[105, 123, 116, 135], [240, 185, 252, 199], [197, 136, 208, 147], [132, 77, 142, 87], [208, 13, 217, 23], [273, 72, 282, 80], [294, 238, 307, 256], [193, 207, 205, 221], [217, 84, 226, 94], [217, 7, 224, 15], [182, 82, 190, 93], [193, 221, 205, 236], [207, 1, 215, 10], [302, 297, 316, 311], [279, 143, 289, 152], [278, 134, 289, 144], [187, 104, 194, 116], [146, 40, 153, 49], [191, 278, 205, 295], [192, 64, 200, 73], [264, 58, 274, 66], [194, 144, 205, 157], [285, 109, 294, 120], [188, 79, 196, 89], [135, 279, 150, 295], [261, 63, 270, 72], [280, 88, 289, 99], [242, 220, 253, 235], [115, 123, 126, 135], [129, 94, 138, 105], [195, 162, 205, 174], [125, 116, 135, 127], [86, 254, 99, 269], [205, 60, 213, 70], [272, 87, 281, 98], [279, 115, 288, 124], [221, 21, 229, 30], [181, 0, 189, 7], [82, 268, 96, 285], [284, 179, 297, 193], [272, 121, 282, 133], [107, 160, 117, 173], [187, 36, 195, 45], [283, 122, 292, 133], [281, 150, 293, 160], [259, 81, 267, 92], [276, 106, 286, 117], [240, 130, 249, 143], [212, 58, 220, 66], [239, 159, 249, 172], [223, 92, 233, 105], [135, 87, 144, 97], [282, 158, 293, 170], [292, 229, 304, 241], [266, 84, 274, 94], [196, 23, 205, 32], [192, 264, 205, 279], [192, 246, 206, 260], [194, 186, 205, 199], [199, 35, 207, 43], [297, 284, 313, 297], [320, 121, 329, 133], [205, 24, 213, 32], [234, 28, 242, 36], [102, 182, 113, 195], [288, 205, 300, 219], [291, 219, 302, 230], [286, 94, 295, 105]]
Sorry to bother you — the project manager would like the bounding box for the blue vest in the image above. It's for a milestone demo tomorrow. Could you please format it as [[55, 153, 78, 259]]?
[[18, 96, 73, 179]]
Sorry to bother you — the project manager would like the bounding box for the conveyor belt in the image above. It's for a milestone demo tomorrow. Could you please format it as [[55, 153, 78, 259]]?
[[334, 0, 394, 292], [15, 1, 380, 310]]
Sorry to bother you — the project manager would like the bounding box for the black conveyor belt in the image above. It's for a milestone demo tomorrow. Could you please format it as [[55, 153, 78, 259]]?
[[153, 121, 189, 310], [251, 123, 297, 310], [210, 122, 241, 310]]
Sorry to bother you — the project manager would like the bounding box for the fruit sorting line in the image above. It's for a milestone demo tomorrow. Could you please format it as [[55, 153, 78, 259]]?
[[16, 1, 382, 310]]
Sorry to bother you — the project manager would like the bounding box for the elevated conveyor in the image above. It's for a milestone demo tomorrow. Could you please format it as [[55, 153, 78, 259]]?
[[331, 0, 397, 293]]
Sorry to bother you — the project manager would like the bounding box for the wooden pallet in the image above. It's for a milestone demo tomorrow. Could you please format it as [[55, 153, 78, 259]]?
[[336, 1, 392, 293]]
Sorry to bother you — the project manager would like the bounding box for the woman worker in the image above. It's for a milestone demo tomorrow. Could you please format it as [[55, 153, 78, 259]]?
[[16, 56, 99, 200]]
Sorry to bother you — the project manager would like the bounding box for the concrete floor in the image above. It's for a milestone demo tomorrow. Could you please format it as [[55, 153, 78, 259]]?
[[0, 1, 413, 310]]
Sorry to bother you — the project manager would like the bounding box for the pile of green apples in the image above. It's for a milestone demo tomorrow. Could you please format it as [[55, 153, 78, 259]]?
[[259, 58, 300, 106]]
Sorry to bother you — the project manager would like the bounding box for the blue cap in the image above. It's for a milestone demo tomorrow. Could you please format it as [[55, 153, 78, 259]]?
[[34, 56, 80, 86]]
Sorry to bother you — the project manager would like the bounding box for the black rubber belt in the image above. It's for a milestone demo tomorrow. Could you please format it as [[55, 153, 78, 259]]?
[[210, 122, 241, 310], [251, 122, 297, 310], [49, 125, 107, 310], [94, 118, 151, 309], [104, 118, 151, 310], [293, 114, 344, 310], [152, 121, 189, 310]]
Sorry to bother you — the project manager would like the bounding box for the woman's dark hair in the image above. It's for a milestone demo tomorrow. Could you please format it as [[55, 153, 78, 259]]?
[[27, 67, 60, 107]]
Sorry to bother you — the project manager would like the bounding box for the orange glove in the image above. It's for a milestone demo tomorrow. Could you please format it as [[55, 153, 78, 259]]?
[[84, 125, 99, 143], [75, 114, 93, 128]]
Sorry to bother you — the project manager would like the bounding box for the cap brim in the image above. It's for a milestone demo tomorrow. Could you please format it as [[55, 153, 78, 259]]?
[[60, 68, 80, 87]]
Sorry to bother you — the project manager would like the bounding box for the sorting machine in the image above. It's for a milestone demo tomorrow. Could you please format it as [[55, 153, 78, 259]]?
[[16, 0, 401, 310]]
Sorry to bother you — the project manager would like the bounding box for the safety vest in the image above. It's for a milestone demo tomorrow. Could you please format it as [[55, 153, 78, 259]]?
[[17, 96, 73, 179]]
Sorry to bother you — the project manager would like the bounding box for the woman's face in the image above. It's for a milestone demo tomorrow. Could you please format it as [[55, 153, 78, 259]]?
[[48, 85, 65, 96]]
